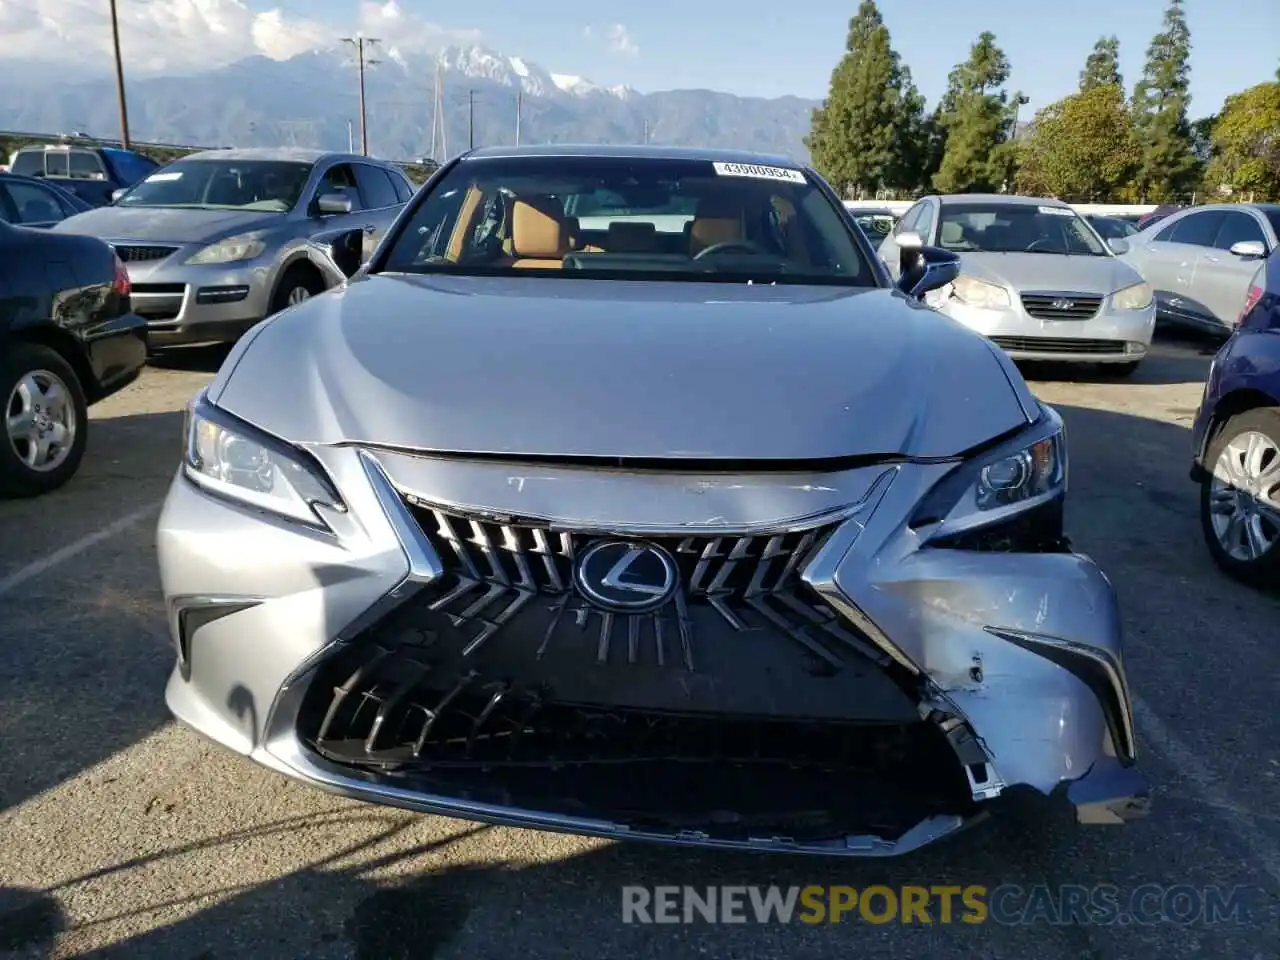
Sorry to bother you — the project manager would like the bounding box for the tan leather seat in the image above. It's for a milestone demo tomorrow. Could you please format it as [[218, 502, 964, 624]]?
[[606, 221, 658, 253], [509, 196, 571, 268], [689, 197, 745, 256]]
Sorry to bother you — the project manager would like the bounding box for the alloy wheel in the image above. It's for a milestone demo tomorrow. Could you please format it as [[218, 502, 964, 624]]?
[[1208, 430, 1280, 562], [286, 285, 313, 306], [5, 369, 78, 473]]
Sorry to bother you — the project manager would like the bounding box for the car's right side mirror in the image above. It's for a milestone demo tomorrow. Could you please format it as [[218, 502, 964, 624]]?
[[895, 232, 960, 299], [316, 192, 354, 216], [1107, 237, 1130, 255], [1229, 240, 1267, 259], [305, 227, 366, 285]]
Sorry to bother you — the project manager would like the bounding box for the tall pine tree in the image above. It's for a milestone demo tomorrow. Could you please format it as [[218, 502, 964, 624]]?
[[1132, 0, 1199, 200], [933, 32, 1015, 193], [805, 1, 925, 197], [1080, 36, 1123, 91]]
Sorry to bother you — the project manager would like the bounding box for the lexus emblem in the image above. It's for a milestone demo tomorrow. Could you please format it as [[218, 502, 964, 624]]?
[[1051, 298, 1075, 310], [573, 540, 679, 613]]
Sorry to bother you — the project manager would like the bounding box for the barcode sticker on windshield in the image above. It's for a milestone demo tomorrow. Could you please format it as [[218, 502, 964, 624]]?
[[1038, 205, 1073, 216], [713, 162, 807, 184], [146, 171, 183, 182]]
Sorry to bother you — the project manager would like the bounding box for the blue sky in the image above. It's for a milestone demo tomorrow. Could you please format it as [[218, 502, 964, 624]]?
[[293, 0, 1276, 116]]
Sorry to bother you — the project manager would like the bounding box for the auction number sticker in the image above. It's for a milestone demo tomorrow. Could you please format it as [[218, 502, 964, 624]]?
[[713, 162, 807, 184], [1038, 205, 1074, 216], [146, 171, 184, 182]]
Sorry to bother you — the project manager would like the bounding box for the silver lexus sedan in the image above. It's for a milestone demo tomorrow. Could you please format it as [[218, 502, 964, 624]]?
[[879, 195, 1156, 376], [54, 148, 415, 348], [157, 145, 1148, 857]]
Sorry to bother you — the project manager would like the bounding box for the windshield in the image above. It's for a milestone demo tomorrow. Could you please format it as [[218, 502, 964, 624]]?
[[380, 156, 874, 286], [117, 159, 313, 212], [938, 202, 1109, 256]]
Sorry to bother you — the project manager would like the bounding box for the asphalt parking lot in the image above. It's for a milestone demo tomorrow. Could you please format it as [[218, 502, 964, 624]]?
[[1, 335, 1278, 959]]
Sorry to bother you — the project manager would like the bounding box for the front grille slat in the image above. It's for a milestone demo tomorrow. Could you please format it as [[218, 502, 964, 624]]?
[[991, 336, 1126, 355], [1020, 293, 1104, 321], [112, 244, 179, 263]]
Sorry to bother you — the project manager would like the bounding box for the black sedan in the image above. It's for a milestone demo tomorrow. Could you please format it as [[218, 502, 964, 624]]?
[[0, 171, 94, 228], [1, 219, 148, 496]]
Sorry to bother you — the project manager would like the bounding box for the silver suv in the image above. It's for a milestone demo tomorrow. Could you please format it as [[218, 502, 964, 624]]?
[[54, 148, 415, 348]]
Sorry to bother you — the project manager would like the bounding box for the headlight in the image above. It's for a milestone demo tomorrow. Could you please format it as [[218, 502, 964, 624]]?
[[183, 393, 344, 528], [185, 232, 268, 265], [950, 275, 1011, 309], [911, 404, 1067, 540], [1112, 281, 1153, 310]]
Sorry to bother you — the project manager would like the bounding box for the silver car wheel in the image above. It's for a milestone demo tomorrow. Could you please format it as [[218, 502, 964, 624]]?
[[286, 285, 313, 306], [5, 369, 78, 473], [1208, 429, 1280, 562]]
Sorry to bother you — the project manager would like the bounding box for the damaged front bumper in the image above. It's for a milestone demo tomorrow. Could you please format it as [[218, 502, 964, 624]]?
[[158, 442, 1149, 857]]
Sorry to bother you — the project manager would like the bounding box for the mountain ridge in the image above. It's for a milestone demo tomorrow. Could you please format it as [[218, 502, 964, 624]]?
[[0, 44, 819, 163]]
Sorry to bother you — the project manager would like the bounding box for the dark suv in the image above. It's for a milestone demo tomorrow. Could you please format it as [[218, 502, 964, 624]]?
[[9, 143, 159, 207]]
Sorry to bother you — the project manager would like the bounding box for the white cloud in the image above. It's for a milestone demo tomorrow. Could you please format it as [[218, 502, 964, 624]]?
[[584, 22, 638, 58], [0, 0, 482, 74]]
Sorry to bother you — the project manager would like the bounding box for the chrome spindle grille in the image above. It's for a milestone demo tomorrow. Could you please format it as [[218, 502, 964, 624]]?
[[401, 502, 884, 672]]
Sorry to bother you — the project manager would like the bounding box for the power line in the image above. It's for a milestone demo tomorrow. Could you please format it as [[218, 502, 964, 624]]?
[[340, 35, 381, 155]]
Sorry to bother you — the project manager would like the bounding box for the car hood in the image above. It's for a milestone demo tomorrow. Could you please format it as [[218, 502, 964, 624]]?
[[212, 275, 1036, 460], [53, 205, 283, 244], [957, 251, 1142, 295]]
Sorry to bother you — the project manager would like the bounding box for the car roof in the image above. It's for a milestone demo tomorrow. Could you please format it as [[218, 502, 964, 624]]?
[[462, 143, 804, 168], [174, 147, 377, 165], [936, 193, 1072, 208]]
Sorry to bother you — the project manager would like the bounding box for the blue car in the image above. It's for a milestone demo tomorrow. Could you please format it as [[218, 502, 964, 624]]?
[[1190, 246, 1280, 584]]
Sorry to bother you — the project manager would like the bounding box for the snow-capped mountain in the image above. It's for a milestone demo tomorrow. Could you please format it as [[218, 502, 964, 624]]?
[[0, 43, 814, 161]]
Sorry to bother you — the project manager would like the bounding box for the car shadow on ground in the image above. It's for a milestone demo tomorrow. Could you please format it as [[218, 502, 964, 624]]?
[[145, 345, 233, 375], [4, 400, 1279, 959]]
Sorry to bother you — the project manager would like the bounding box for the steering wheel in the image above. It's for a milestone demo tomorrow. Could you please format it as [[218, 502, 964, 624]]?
[[693, 240, 766, 260], [1026, 238, 1056, 253]]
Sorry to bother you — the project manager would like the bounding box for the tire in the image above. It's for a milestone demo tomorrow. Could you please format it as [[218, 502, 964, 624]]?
[[1198, 407, 1280, 587], [0, 342, 89, 498], [268, 265, 325, 316]]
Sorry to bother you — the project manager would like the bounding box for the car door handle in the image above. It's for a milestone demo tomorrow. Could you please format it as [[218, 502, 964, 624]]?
[[363, 224, 377, 233]]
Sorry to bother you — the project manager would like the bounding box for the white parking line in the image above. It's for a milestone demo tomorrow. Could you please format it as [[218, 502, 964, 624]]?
[[1132, 694, 1280, 886], [0, 501, 161, 599]]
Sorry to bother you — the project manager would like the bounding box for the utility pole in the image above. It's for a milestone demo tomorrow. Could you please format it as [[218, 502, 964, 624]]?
[[341, 35, 381, 156], [108, 0, 131, 148], [468, 89, 475, 150], [347, 119, 354, 153], [642, 119, 649, 144], [515, 89, 522, 146]]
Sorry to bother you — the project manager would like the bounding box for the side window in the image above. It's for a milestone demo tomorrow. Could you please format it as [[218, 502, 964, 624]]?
[[389, 171, 415, 203], [354, 164, 399, 209], [1168, 212, 1225, 248], [913, 203, 936, 242], [43, 151, 70, 177], [2, 180, 65, 224], [68, 150, 106, 180], [895, 203, 923, 235], [10, 151, 45, 177], [317, 163, 362, 210], [1213, 212, 1267, 251], [1154, 220, 1179, 242]]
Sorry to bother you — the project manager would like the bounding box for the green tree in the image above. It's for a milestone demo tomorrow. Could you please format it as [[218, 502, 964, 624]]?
[[806, 1, 925, 197], [1016, 85, 1140, 200], [1204, 82, 1280, 200], [1131, 0, 1199, 200], [1080, 36, 1123, 91], [933, 32, 1015, 193]]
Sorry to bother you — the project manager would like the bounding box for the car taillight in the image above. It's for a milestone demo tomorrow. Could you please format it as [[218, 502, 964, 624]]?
[[112, 254, 131, 297], [1238, 283, 1263, 326]]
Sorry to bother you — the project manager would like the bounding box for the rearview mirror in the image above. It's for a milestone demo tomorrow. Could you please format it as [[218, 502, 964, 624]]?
[[1107, 237, 1130, 255], [305, 227, 366, 284], [897, 242, 961, 299], [316, 192, 354, 216], [1229, 240, 1266, 259]]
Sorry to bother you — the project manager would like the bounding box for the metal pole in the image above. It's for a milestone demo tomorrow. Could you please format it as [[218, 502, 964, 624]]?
[[515, 89, 522, 146], [469, 89, 475, 149], [642, 119, 649, 144], [109, 0, 131, 149], [347, 119, 354, 153], [357, 40, 368, 156]]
